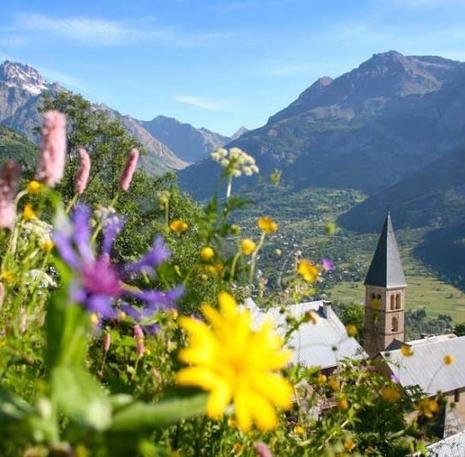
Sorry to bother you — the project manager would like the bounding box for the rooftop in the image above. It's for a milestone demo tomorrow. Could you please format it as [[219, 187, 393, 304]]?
[[381, 335, 465, 395], [245, 299, 367, 370], [364, 212, 407, 288]]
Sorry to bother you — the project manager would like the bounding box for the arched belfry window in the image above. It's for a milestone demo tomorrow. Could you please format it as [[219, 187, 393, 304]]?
[[390, 295, 395, 310], [396, 294, 401, 310], [391, 316, 399, 332]]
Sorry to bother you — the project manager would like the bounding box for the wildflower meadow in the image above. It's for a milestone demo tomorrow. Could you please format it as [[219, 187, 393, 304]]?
[[0, 94, 448, 456]]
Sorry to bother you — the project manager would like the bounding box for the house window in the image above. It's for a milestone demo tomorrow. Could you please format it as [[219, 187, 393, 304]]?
[[455, 390, 460, 403], [391, 316, 398, 332], [396, 294, 401, 310], [390, 295, 395, 310]]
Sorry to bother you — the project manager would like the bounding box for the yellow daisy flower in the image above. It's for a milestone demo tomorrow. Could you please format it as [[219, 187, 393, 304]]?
[[240, 238, 257, 256], [257, 216, 278, 234], [170, 219, 188, 233], [200, 246, 215, 261], [297, 259, 320, 283], [176, 291, 293, 432], [417, 397, 439, 418]]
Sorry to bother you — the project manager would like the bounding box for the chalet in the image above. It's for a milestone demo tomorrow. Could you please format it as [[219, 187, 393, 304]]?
[[246, 298, 366, 373]]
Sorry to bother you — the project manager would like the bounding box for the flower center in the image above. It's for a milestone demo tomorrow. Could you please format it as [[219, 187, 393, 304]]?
[[82, 256, 121, 297]]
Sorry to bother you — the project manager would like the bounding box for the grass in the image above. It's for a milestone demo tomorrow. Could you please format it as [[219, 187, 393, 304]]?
[[328, 274, 465, 322]]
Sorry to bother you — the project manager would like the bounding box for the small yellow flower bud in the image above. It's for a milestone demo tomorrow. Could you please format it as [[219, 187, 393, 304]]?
[[328, 376, 340, 392], [381, 386, 401, 402], [400, 344, 414, 357], [90, 313, 99, 326], [0, 270, 16, 285], [240, 238, 256, 255], [42, 239, 54, 253], [22, 203, 37, 221], [275, 248, 282, 256], [344, 438, 356, 452], [200, 246, 215, 261], [170, 219, 188, 233], [317, 373, 327, 385], [443, 354, 455, 365], [293, 424, 304, 435], [346, 324, 358, 337], [325, 222, 337, 235], [26, 180, 43, 195], [337, 398, 349, 410]]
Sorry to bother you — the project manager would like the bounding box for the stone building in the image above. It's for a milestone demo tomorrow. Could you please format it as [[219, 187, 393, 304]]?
[[363, 212, 407, 357], [363, 213, 465, 439]]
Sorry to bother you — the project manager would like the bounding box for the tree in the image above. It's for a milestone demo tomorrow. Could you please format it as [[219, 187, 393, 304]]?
[[454, 322, 465, 336]]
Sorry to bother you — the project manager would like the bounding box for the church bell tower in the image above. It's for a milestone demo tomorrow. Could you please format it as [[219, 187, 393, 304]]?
[[363, 213, 407, 357]]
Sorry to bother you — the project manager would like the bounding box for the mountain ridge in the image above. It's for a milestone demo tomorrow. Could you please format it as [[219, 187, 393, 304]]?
[[0, 60, 228, 173], [179, 51, 464, 199]]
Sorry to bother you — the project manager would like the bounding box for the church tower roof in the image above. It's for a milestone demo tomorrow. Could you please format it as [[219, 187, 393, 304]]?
[[364, 213, 407, 288]]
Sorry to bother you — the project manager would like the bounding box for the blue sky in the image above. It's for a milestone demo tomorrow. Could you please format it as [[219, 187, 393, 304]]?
[[1, 0, 465, 135]]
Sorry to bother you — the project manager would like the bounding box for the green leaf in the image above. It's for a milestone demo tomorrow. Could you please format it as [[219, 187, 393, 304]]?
[[0, 387, 33, 426], [51, 366, 111, 431], [45, 258, 89, 371], [110, 393, 207, 432]]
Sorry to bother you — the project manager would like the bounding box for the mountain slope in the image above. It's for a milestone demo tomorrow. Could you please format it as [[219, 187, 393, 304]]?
[[0, 60, 187, 173], [338, 147, 465, 233], [179, 51, 463, 199], [142, 115, 230, 163], [0, 125, 37, 171]]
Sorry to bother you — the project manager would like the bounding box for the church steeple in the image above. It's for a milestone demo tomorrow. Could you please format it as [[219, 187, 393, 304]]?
[[363, 213, 407, 357], [364, 212, 407, 289]]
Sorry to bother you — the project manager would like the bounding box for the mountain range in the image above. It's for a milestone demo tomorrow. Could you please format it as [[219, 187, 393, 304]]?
[[180, 51, 465, 199], [0, 60, 239, 174]]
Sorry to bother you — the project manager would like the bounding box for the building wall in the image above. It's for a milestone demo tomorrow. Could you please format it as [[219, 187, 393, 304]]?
[[364, 286, 406, 356]]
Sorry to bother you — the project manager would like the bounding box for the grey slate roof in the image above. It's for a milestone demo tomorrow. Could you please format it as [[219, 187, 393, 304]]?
[[380, 334, 465, 395], [246, 299, 367, 370], [364, 212, 407, 288], [425, 429, 465, 457]]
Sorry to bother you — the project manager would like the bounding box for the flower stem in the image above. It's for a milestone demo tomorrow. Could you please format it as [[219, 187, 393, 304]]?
[[226, 175, 233, 199], [249, 232, 266, 283]]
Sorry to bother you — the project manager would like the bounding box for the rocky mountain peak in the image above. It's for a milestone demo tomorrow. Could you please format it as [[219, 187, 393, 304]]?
[[0, 60, 52, 95]]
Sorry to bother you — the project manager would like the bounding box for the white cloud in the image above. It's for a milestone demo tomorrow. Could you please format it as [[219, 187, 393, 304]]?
[[15, 13, 169, 46], [173, 95, 223, 110], [10, 12, 233, 48]]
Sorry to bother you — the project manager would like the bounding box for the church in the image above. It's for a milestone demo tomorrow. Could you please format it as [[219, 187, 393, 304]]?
[[363, 213, 465, 439]]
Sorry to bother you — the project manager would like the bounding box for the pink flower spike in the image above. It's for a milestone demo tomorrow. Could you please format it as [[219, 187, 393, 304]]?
[[75, 148, 91, 195], [255, 442, 272, 457], [0, 160, 21, 230], [119, 147, 139, 191], [37, 110, 66, 187]]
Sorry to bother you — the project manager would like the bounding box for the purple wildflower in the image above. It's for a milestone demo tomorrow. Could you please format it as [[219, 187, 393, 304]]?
[[321, 258, 335, 272], [53, 204, 182, 322]]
